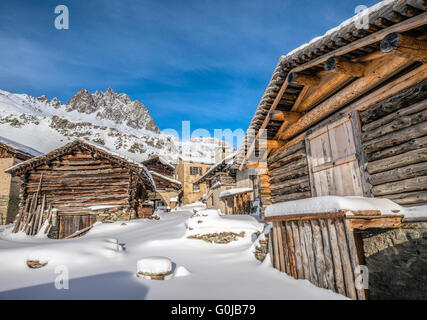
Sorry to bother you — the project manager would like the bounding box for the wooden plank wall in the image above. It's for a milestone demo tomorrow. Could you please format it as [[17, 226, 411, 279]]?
[[58, 214, 96, 239], [268, 140, 312, 203], [222, 192, 251, 215], [360, 79, 427, 205], [24, 150, 132, 215], [270, 218, 365, 300]]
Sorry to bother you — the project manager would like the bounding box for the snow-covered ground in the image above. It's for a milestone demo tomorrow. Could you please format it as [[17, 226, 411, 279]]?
[[0, 205, 345, 300]]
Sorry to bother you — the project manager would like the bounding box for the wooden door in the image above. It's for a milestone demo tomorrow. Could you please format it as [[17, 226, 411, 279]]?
[[306, 117, 363, 197], [58, 214, 96, 239]]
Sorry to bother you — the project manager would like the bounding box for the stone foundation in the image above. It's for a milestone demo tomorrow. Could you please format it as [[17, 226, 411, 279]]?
[[0, 195, 8, 225], [254, 236, 269, 262], [96, 208, 137, 223], [187, 232, 245, 244], [362, 221, 427, 300]]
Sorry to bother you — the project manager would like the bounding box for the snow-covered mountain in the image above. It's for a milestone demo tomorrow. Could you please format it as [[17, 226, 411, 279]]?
[[0, 88, 233, 166]]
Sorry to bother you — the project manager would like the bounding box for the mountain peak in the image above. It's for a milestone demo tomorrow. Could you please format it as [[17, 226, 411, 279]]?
[[65, 88, 159, 132]]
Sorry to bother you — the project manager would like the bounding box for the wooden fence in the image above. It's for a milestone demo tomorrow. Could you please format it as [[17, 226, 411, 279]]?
[[266, 211, 404, 299], [221, 191, 252, 215], [268, 212, 365, 300]]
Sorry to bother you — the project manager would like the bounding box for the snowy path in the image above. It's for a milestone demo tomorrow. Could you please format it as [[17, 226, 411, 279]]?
[[0, 208, 346, 300]]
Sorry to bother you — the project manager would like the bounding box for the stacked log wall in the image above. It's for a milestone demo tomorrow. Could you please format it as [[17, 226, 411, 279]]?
[[24, 150, 132, 215], [267, 140, 312, 204], [360, 79, 427, 205]]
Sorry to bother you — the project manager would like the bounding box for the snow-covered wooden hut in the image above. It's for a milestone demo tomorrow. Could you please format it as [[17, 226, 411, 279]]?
[[194, 153, 259, 214], [5, 139, 155, 239], [143, 156, 182, 210], [237, 0, 427, 299]]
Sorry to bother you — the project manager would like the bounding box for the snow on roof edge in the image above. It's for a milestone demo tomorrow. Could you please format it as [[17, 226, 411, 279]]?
[[149, 170, 182, 186], [0, 135, 43, 158], [220, 187, 253, 198]]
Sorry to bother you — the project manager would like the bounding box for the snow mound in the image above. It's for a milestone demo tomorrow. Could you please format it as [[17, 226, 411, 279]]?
[[174, 266, 191, 277], [186, 209, 264, 237], [137, 257, 172, 275], [265, 196, 404, 217]]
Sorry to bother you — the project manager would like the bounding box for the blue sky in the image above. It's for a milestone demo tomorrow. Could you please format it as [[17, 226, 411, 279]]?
[[0, 0, 380, 141]]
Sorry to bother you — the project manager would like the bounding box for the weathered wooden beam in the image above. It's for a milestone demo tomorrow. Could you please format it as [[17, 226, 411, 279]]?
[[380, 32, 427, 62], [278, 55, 411, 141], [271, 111, 301, 122], [288, 72, 321, 88], [347, 215, 403, 230], [264, 211, 345, 222], [291, 12, 427, 73], [324, 56, 367, 77]]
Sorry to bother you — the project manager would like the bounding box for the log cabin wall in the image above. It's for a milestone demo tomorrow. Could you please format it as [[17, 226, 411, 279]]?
[[359, 79, 427, 205], [267, 140, 311, 204], [24, 148, 133, 216]]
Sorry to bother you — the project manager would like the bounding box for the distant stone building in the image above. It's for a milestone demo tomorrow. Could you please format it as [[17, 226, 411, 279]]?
[[175, 158, 212, 205], [0, 137, 42, 225]]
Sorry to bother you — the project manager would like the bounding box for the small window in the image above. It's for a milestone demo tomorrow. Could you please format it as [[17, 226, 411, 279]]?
[[193, 184, 200, 192], [190, 166, 202, 175]]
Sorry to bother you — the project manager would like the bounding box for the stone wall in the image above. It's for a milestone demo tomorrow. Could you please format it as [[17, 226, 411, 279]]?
[[95, 207, 137, 223], [175, 160, 211, 205], [0, 157, 19, 225], [362, 221, 427, 300]]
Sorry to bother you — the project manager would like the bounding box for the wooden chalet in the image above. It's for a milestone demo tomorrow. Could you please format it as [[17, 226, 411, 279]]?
[[195, 153, 258, 215], [6, 140, 156, 239], [0, 137, 42, 225], [143, 156, 182, 210], [236, 0, 427, 299]]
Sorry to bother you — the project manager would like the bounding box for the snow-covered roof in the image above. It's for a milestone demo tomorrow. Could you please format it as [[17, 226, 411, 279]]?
[[149, 170, 182, 186], [0, 135, 42, 158], [179, 155, 216, 165], [220, 187, 253, 198], [195, 152, 237, 185], [143, 156, 175, 170], [264, 196, 419, 218], [5, 139, 156, 192], [235, 0, 426, 163]]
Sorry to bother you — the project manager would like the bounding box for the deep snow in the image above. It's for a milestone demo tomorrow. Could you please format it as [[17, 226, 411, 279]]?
[[0, 205, 345, 300]]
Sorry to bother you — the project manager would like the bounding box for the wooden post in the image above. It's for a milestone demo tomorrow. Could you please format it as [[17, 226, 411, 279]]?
[[344, 220, 367, 300], [327, 218, 346, 296]]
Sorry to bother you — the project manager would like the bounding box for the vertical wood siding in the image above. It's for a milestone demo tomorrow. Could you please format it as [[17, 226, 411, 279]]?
[[269, 218, 365, 300]]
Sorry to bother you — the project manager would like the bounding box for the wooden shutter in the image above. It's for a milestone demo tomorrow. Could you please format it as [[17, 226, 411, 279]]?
[[306, 117, 363, 197]]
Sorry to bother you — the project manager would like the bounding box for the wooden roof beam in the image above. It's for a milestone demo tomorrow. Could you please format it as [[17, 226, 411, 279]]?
[[324, 56, 368, 77], [288, 72, 321, 88], [278, 54, 417, 142], [271, 111, 301, 122], [380, 32, 427, 62], [241, 12, 427, 170], [239, 76, 291, 170]]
